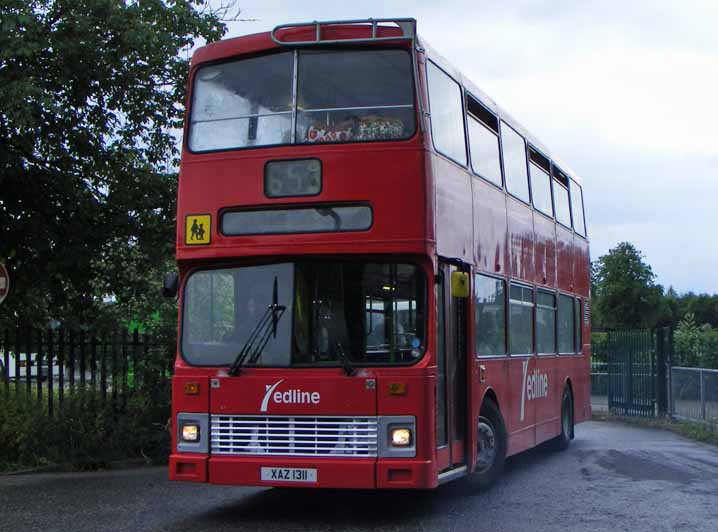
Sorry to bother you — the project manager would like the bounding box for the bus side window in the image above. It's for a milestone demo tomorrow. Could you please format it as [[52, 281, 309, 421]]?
[[557, 293, 575, 354], [570, 178, 587, 237], [500, 122, 530, 204], [509, 283, 534, 355], [426, 61, 467, 166], [552, 168, 572, 228], [466, 94, 502, 187], [474, 274, 506, 357]]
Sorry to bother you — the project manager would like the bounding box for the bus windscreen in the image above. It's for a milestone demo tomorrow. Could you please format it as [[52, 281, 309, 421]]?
[[188, 49, 416, 152], [181, 262, 426, 367]]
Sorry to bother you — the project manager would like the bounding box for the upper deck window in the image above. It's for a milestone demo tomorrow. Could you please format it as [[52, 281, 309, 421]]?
[[552, 168, 572, 228], [426, 61, 467, 166], [466, 95, 502, 187], [570, 178, 587, 237], [296, 50, 415, 144], [500, 122, 530, 203], [188, 49, 415, 152], [529, 148, 553, 217]]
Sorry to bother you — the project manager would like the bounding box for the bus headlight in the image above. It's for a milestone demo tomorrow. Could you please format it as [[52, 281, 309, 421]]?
[[390, 427, 412, 447], [176, 413, 209, 453], [181, 424, 200, 442], [379, 416, 416, 457]]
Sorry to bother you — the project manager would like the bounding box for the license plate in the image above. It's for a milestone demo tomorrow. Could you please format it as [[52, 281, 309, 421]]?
[[260, 467, 317, 483]]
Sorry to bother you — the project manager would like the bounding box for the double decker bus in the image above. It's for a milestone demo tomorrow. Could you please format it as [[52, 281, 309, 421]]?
[[168, 18, 591, 490]]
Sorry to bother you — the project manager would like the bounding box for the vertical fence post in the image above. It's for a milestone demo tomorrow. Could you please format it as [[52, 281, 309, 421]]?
[[80, 329, 86, 391], [700, 369, 706, 421], [14, 327, 21, 398], [100, 331, 107, 404], [91, 334, 97, 394], [58, 329, 65, 411], [25, 327, 32, 396], [47, 328, 54, 417], [121, 331, 128, 407], [68, 330, 75, 395], [2, 329, 9, 395], [111, 331, 118, 407], [37, 329, 43, 404], [656, 328, 668, 417]]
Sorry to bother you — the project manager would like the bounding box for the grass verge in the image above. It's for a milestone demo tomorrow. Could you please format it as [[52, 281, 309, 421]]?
[[592, 411, 718, 446]]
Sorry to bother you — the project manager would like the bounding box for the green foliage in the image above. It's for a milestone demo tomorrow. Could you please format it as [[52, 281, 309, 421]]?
[[591, 242, 668, 329], [0, 0, 229, 328], [0, 372, 172, 472], [674, 313, 718, 369], [591, 332, 609, 362], [0, 390, 170, 472]]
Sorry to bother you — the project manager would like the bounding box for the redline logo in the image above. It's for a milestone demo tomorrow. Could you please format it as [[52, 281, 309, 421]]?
[[520, 360, 549, 421], [260, 379, 320, 412]]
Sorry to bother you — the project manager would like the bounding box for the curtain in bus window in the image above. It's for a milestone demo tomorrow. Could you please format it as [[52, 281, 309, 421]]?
[[536, 291, 557, 354], [530, 163, 553, 217], [570, 179, 586, 236], [509, 284, 534, 355], [426, 62, 467, 165], [557, 294, 575, 353], [296, 50, 415, 144], [468, 116, 502, 186], [189, 52, 294, 151], [500, 122, 530, 203], [474, 275, 506, 357]]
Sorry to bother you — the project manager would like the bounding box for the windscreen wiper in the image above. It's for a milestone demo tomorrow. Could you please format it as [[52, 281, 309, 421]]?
[[228, 277, 285, 376], [335, 339, 354, 376]]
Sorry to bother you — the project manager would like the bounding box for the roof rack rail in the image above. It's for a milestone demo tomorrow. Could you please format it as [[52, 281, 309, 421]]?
[[270, 17, 416, 46]]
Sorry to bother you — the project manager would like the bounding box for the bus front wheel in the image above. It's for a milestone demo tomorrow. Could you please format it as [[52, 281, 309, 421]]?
[[470, 398, 507, 490]]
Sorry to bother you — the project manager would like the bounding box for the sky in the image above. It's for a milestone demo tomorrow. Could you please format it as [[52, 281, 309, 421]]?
[[210, 0, 718, 294]]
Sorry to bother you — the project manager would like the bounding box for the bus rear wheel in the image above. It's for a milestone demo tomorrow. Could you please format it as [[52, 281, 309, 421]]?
[[470, 398, 506, 490], [551, 387, 573, 451]]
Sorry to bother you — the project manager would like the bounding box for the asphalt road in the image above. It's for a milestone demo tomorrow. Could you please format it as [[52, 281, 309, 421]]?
[[2, 421, 717, 532]]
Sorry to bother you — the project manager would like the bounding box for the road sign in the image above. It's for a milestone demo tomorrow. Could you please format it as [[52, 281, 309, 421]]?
[[185, 214, 211, 245], [0, 264, 9, 304]]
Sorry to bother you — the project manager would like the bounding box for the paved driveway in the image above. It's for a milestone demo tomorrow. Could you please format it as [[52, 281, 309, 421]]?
[[2, 421, 716, 532]]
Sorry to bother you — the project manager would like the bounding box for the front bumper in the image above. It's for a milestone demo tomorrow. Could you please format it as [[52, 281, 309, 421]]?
[[169, 453, 436, 489]]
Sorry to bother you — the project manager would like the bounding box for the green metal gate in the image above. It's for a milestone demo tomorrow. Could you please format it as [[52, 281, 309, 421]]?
[[607, 330, 656, 417]]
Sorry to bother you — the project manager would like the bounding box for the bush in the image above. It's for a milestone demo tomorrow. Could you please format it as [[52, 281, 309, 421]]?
[[0, 385, 170, 472], [675, 314, 718, 369]]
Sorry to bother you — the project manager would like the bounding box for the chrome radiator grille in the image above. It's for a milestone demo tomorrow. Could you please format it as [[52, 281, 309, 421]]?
[[210, 415, 378, 457]]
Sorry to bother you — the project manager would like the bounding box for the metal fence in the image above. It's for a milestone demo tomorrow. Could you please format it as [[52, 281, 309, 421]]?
[[671, 367, 718, 428], [0, 327, 174, 415]]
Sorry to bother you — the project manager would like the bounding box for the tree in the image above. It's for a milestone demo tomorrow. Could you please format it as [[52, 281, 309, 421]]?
[[591, 242, 667, 329], [0, 1, 230, 328]]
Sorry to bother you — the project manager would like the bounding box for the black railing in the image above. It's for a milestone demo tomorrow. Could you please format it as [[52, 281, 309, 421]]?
[[0, 327, 175, 416]]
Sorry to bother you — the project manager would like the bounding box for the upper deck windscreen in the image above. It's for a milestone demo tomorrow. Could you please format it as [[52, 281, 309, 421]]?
[[188, 49, 416, 152]]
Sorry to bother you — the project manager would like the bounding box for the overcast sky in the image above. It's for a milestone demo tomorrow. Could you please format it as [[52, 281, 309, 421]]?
[[214, 0, 718, 294]]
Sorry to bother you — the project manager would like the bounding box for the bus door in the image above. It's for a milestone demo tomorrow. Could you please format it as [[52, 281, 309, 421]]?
[[436, 261, 469, 470]]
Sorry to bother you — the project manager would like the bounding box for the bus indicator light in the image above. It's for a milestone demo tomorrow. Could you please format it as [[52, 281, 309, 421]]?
[[389, 382, 407, 395], [184, 382, 200, 395]]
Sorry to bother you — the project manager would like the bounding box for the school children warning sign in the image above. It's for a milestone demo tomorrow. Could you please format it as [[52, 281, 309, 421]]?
[[0, 264, 9, 304], [185, 214, 211, 245]]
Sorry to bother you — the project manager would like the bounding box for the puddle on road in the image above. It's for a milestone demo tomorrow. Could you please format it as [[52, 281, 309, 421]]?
[[594, 450, 698, 483]]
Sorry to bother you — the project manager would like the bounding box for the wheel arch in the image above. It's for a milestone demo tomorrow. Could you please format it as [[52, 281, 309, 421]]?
[[480, 387, 500, 411]]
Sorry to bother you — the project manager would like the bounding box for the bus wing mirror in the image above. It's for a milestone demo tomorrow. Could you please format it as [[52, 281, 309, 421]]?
[[162, 272, 179, 298], [450, 271, 469, 298]]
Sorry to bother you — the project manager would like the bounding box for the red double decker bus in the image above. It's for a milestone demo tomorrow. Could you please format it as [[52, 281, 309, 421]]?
[[168, 18, 591, 490]]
